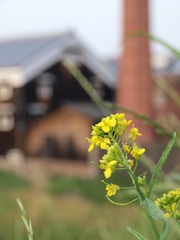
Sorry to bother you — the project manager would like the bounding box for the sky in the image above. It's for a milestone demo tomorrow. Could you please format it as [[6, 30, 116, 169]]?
[[0, 0, 180, 59]]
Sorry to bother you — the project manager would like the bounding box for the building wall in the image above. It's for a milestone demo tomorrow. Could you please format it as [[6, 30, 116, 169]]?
[[26, 106, 93, 160]]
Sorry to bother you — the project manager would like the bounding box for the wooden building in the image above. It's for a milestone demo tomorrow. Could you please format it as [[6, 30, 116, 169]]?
[[0, 32, 115, 164]]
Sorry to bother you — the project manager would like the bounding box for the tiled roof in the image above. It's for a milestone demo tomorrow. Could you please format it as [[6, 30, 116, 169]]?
[[0, 32, 116, 88]]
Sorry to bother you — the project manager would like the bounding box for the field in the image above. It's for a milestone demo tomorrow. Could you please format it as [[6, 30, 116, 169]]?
[[0, 168, 179, 240]]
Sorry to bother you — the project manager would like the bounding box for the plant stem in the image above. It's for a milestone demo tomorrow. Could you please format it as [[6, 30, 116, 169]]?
[[106, 196, 138, 206], [145, 210, 160, 240], [127, 166, 160, 239], [175, 219, 180, 229], [110, 132, 160, 239], [133, 161, 138, 173]]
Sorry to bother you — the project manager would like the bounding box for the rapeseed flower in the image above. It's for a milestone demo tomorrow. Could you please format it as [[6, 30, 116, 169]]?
[[100, 138, 111, 150], [100, 160, 117, 178], [129, 127, 142, 140], [105, 183, 120, 197], [97, 116, 116, 133], [127, 159, 134, 169], [86, 113, 145, 181], [130, 144, 145, 161], [123, 143, 131, 153], [86, 135, 101, 152]]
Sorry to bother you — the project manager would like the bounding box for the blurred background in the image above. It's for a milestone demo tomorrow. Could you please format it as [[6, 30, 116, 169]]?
[[0, 0, 180, 239]]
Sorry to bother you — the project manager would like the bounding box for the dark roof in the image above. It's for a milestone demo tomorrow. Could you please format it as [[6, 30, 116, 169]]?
[[152, 56, 180, 77], [0, 31, 116, 88], [159, 58, 180, 76]]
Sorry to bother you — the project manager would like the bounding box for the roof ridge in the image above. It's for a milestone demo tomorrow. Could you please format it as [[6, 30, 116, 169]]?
[[0, 30, 74, 43]]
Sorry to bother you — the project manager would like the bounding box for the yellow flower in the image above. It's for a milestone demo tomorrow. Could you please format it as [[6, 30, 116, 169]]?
[[127, 159, 134, 169], [100, 138, 111, 150], [98, 116, 116, 133], [119, 119, 132, 132], [86, 135, 101, 152], [165, 212, 171, 218], [130, 144, 145, 161], [101, 160, 117, 178], [171, 202, 178, 212], [102, 125, 109, 133], [164, 203, 179, 218], [155, 189, 180, 219], [123, 143, 131, 153], [116, 113, 125, 121], [98, 116, 111, 133], [109, 118, 116, 127], [129, 127, 142, 140], [88, 144, 94, 153], [106, 183, 120, 197], [91, 125, 101, 135]]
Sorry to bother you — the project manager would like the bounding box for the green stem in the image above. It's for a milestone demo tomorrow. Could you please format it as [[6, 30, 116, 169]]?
[[109, 133, 160, 239], [175, 219, 180, 229], [92, 161, 101, 169], [120, 186, 136, 190], [126, 165, 159, 238], [106, 196, 138, 206], [127, 168, 145, 203], [127, 166, 160, 240], [133, 161, 138, 174], [117, 132, 124, 144], [115, 167, 126, 171], [145, 210, 160, 240]]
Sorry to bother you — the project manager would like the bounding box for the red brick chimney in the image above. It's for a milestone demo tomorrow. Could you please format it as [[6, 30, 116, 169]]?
[[116, 0, 153, 142]]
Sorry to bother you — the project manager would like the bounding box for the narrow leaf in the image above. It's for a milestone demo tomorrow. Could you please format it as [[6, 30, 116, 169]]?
[[143, 198, 167, 221], [16, 198, 35, 240], [144, 33, 180, 59], [143, 198, 169, 240], [124, 31, 180, 59], [160, 222, 170, 240], [127, 227, 148, 240], [148, 132, 176, 196]]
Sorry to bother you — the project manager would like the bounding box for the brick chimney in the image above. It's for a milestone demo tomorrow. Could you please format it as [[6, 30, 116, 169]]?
[[116, 0, 153, 142]]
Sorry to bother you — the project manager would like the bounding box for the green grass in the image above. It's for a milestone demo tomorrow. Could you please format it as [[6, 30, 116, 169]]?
[[0, 170, 31, 190], [48, 174, 107, 203], [0, 169, 179, 240], [48, 170, 134, 204]]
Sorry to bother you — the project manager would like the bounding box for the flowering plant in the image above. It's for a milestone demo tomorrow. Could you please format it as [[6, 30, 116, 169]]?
[[87, 113, 177, 240]]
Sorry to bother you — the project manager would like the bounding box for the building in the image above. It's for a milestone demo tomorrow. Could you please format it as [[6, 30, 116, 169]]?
[[0, 31, 115, 166]]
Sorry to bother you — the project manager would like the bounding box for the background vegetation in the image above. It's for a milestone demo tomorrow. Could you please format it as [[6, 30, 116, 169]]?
[[1, 168, 180, 240]]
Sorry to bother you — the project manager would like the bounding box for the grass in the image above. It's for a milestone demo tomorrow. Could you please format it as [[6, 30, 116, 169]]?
[[0, 170, 30, 190], [48, 170, 134, 204], [0, 169, 179, 239]]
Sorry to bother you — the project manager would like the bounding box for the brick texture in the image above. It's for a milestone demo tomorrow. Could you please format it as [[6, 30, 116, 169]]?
[[116, 0, 153, 142]]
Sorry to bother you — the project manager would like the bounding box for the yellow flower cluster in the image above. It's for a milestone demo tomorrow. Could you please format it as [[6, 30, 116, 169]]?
[[99, 144, 122, 178], [155, 189, 180, 219], [86, 113, 132, 152], [123, 143, 145, 161], [87, 113, 145, 197]]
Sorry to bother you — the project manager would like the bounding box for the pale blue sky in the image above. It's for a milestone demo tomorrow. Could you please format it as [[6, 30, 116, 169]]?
[[0, 0, 180, 58]]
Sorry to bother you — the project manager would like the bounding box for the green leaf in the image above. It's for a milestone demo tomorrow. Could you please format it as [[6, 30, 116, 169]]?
[[124, 31, 180, 59], [144, 33, 180, 59], [127, 227, 148, 240], [143, 198, 169, 240], [148, 132, 176, 196], [16, 198, 35, 240], [143, 198, 167, 221]]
